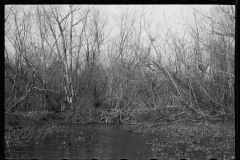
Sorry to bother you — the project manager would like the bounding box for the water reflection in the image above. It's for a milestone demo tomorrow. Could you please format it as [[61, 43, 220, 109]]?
[[7, 124, 155, 159]]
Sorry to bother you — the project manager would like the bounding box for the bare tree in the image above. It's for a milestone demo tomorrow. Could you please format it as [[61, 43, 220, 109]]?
[[42, 5, 88, 112], [5, 6, 37, 113]]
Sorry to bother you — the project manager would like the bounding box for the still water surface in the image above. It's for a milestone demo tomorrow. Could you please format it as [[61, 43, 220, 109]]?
[[9, 124, 156, 159]]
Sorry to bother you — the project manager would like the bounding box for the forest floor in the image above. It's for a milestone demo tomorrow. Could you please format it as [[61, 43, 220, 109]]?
[[122, 120, 235, 159]]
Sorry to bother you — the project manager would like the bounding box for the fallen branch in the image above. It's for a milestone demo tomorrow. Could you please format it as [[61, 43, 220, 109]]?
[[7, 70, 35, 113]]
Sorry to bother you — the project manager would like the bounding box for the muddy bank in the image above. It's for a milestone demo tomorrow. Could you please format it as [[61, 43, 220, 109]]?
[[122, 121, 235, 159]]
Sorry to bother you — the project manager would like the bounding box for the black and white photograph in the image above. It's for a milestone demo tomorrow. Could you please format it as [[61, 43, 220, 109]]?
[[5, 5, 235, 159]]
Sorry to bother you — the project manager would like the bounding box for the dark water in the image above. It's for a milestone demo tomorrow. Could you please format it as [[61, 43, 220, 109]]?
[[8, 124, 157, 159]]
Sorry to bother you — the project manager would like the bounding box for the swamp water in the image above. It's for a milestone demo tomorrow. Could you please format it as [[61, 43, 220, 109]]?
[[7, 124, 157, 159]]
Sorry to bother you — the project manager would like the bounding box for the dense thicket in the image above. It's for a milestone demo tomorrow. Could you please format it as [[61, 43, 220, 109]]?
[[5, 5, 235, 123]]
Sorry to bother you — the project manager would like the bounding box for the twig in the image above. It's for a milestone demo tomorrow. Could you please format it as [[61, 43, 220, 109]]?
[[144, 28, 182, 99]]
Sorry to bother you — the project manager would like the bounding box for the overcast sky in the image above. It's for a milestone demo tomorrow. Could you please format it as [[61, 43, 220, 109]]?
[[99, 5, 212, 30], [4, 5, 219, 62]]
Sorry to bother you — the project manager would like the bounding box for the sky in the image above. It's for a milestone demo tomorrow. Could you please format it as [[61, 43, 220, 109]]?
[[87, 5, 215, 51], [99, 5, 212, 31], [95, 5, 214, 57], [4, 5, 218, 63]]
